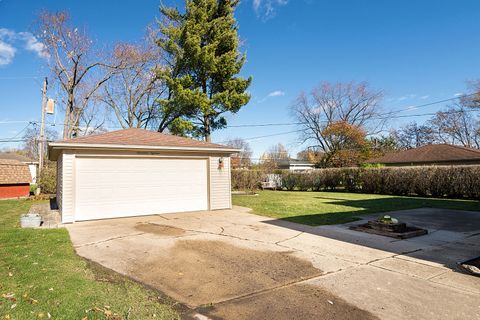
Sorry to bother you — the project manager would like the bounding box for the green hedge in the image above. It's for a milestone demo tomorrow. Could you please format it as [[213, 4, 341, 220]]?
[[231, 166, 480, 199], [231, 170, 268, 191]]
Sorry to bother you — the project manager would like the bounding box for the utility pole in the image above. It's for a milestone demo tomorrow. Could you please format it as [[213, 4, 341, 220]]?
[[38, 77, 48, 176]]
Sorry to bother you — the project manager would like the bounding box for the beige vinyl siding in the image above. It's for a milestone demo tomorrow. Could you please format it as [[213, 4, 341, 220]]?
[[209, 156, 231, 210], [57, 150, 233, 222], [56, 153, 63, 212], [61, 153, 76, 223]]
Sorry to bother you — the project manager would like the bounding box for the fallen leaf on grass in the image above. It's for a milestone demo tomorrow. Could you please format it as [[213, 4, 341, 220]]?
[[8, 273, 12, 277], [2, 293, 16, 302], [29, 298, 39, 304], [10, 304, 16, 309]]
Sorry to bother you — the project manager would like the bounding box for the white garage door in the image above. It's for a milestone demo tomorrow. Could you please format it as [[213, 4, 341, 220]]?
[[74, 157, 208, 221]]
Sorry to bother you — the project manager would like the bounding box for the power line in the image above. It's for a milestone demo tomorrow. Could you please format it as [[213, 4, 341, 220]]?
[[0, 76, 41, 80], [0, 122, 35, 145], [0, 93, 477, 129], [382, 93, 478, 116], [219, 129, 306, 143]]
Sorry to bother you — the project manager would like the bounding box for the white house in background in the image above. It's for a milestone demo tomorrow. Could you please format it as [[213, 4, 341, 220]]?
[[277, 158, 315, 171], [48, 128, 239, 224], [0, 152, 38, 183]]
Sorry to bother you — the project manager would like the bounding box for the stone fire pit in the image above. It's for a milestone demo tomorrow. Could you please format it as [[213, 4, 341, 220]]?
[[350, 215, 428, 239]]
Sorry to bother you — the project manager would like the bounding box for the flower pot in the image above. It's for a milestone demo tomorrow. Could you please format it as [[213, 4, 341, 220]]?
[[20, 213, 42, 228]]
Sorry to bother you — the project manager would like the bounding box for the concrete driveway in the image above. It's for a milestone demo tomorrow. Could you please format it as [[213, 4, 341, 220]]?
[[67, 206, 480, 320]]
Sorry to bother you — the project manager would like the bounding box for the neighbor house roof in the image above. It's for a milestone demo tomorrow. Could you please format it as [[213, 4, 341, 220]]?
[[0, 152, 36, 163], [48, 128, 239, 160], [367, 144, 480, 164], [0, 159, 32, 184]]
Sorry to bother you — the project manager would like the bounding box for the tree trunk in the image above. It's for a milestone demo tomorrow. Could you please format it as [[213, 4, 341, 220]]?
[[204, 115, 211, 142], [63, 92, 74, 139]]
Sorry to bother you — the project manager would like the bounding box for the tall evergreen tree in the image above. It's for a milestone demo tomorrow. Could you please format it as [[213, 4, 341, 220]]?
[[157, 0, 252, 141]]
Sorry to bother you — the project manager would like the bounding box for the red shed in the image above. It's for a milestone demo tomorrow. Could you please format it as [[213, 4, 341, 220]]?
[[0, 159, 31, 199]]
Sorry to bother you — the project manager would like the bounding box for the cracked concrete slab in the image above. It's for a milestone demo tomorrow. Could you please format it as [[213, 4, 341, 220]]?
[[67, 206, 480, 319], [370, 257, 447, 279], [310, 265, 480, 320]]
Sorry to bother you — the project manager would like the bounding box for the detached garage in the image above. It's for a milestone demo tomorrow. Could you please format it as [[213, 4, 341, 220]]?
[[48, 128, 238, 223]]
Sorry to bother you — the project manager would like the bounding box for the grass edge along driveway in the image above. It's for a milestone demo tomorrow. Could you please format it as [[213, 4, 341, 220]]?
[[0, 199, 179, 320], [232, 190, 480, 226]]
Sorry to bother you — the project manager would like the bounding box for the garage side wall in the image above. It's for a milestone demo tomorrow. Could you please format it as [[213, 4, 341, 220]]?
[[61, 152, 76, 223], [209, 156, 232, 210], [56, 153, 63, 212]]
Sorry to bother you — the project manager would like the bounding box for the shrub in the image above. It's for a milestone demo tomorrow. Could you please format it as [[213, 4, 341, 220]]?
[[29, 183, 37, 195], [231, 166, 480, 199], [231, 169, 267, 191], [281, 172, 298, 191], [38, 165, 56, 194]]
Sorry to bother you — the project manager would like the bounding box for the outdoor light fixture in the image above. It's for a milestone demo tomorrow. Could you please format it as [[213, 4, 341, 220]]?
[[218, 157, 224, 169]]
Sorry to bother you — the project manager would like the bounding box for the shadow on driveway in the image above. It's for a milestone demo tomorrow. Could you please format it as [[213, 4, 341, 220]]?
[[264, 206, 480, 270]]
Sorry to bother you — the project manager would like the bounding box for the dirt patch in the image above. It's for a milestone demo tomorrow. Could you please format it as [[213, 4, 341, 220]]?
[[128, 240, 323, 307], [196, 283, 379, 320], [134, 223, 186, 236]]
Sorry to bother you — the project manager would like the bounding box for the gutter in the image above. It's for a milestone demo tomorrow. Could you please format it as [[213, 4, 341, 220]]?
[[48, 142, 241, 154]]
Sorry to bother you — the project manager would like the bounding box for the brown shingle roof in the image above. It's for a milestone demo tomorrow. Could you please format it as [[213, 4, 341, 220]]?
[[0, 152, 36, 163], [367, 144, 480, 164], [0, 159, 32, 184], [53, 128, 233, 150]]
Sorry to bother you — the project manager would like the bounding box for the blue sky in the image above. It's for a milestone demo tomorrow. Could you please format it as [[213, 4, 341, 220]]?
[[1, 0, 480, 158]]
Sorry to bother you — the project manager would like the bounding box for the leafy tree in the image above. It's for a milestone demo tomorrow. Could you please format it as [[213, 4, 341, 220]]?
[[296, 147, 324, 164], [320, 121, 368, 167], [156, 0, 252, 141]]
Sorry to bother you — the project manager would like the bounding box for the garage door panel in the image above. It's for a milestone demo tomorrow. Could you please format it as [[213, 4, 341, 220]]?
[[75, 158, 208, 221]]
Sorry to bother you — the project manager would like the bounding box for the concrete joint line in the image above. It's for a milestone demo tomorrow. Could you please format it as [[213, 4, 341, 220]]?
[[427, 274, 480, 295], [178, 227, 275, 246], [207, 272, 325, 307], [425, 270, 450, 281], [74, 232, 146, 248]]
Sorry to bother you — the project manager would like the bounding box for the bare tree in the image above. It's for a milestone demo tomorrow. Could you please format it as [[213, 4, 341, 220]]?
[[390, 122, 436, 150], [98, 41, 168, 129], [22, 125, 58, 161], [292, 81, 383, 159], [260, 143, 290, 169], [225, 138, 252, 169], [428, 97, 480, 148], [37, 11, 117, 138]]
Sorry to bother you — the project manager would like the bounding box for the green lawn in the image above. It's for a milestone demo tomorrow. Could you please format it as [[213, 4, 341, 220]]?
[[232, 190, 480, 226], [0, 200, 179, 320]]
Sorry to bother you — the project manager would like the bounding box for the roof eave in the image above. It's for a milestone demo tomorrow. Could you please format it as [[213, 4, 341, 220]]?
[[48, 142, 240, 160]]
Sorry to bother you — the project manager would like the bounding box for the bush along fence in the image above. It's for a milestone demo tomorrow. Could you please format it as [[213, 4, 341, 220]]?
[[231, 166, 480, 199]]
